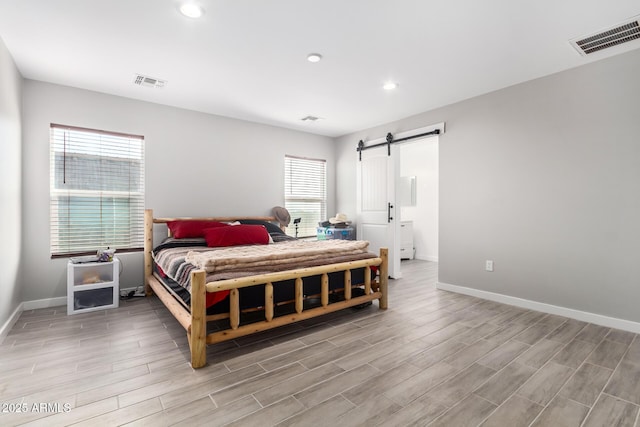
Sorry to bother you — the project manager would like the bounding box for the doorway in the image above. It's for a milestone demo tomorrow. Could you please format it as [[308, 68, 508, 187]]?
[[399, 137, 439, 263], [356, 123, 443, 279]]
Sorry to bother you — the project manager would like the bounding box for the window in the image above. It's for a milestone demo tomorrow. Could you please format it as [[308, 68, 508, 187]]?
[[50, 124, 145, 257], [284, 155, 326, 238]]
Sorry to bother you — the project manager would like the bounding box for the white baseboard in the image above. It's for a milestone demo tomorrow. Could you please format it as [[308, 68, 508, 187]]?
[[0, 303, 24, 345], [437, 281, 640, 334], [416, 253, 438, 262], [22, 296, 66, 310], [1, 297, 67, 344]]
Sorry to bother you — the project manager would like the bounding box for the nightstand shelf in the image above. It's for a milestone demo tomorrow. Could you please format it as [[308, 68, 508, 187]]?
[[67, 259, 119, 315]]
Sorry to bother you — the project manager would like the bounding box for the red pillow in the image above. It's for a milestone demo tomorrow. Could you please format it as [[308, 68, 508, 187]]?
[[167, 220, 228, 239], [203, 224, 270, 247]]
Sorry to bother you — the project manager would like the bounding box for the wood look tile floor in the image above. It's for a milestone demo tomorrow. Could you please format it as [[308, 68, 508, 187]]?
[[2, 260, 640, 426]]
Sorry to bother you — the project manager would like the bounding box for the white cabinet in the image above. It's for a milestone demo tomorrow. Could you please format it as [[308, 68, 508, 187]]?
[[400, 221, 414, 260], [67, 259, 119, 315]]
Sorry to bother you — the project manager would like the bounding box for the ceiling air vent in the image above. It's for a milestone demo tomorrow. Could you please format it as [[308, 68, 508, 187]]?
[[301, 115, 320, 122], [133, 74, 166, 88], [570, 17, 640, 56]]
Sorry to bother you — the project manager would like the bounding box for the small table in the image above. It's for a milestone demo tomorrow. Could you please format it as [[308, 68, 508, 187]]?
[[67, 258, 120, 315]]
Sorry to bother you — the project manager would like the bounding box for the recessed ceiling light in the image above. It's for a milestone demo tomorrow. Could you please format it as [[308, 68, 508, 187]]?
[[383, 82, 398, 90], [179, 3, 204, 18], [307, 53, 322, 63]]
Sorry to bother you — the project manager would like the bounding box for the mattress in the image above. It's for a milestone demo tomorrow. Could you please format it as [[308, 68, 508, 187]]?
[[152, 233, 377, 315]]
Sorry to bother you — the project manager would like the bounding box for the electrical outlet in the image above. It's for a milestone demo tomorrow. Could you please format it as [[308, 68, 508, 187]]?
[[485, 260, 494, 272]]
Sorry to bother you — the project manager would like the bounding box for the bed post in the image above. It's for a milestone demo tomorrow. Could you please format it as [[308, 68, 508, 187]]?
[[379, 248, 389, 309], [190, 269, 207, 368], [144, 209, 154, 296]]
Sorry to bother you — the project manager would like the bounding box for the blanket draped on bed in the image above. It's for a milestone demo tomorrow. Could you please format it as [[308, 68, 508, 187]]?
[[185, 239, 371, 273], [153, 239, 377, 295]]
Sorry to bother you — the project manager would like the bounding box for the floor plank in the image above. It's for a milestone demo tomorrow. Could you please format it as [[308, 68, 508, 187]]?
[[1, 259, 639, 426]]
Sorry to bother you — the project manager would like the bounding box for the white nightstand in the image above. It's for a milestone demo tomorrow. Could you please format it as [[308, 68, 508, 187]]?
[[67, 258, 120, 315]]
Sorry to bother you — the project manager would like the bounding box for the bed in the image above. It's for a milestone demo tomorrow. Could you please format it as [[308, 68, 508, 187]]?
[[144, 209, 389, 368]]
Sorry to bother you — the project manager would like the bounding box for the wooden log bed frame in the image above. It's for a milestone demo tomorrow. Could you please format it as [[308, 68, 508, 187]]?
[[144, 209, 389, 368]]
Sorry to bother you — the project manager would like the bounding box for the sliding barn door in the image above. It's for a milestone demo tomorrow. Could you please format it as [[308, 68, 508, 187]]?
[[356, 145, 401, 278]]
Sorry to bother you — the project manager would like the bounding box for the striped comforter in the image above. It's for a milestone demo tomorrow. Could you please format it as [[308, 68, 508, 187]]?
[[153, 238, 376, 293]]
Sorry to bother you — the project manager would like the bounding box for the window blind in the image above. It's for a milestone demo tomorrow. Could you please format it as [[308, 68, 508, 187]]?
[[49, 124, 145, 257], [284, 155, 326, 238]]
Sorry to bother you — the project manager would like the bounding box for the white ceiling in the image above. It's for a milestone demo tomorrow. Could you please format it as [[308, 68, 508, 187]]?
[[1, 0, 639, 137]]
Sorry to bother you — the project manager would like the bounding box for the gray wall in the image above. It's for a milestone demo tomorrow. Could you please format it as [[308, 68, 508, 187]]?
[[336, 48, 640, 323], [21, 80, 335, 302], [0, 36, 22, 330]]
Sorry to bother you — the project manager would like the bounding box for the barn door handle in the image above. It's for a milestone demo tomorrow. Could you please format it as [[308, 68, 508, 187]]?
[[388, 202, 394, 223]]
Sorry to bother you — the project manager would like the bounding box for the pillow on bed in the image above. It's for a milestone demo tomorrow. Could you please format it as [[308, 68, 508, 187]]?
[[167, 220, 228, 239], [203, 224, 270, 247], [238, 219, 295, 242], [238, 219, 283, 235]]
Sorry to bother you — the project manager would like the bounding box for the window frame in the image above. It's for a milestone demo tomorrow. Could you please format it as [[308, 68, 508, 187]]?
[[284, 155, 327, 238], [49, 123, 145, 258]]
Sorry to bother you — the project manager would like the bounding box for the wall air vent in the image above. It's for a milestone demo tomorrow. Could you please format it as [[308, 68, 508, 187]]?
[[301, 116, 320, 122], [133, 74, 166, 88], [570, 17, 640, 56]]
